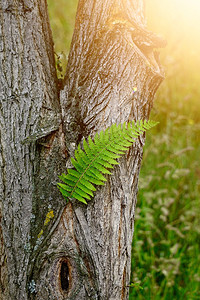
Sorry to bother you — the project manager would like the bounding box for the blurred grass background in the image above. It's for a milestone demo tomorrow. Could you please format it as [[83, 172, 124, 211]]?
[[47, 0, 200, 299]]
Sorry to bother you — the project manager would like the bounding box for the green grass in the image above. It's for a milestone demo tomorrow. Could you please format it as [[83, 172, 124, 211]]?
[[47, 0, 78, 77], [47, 1, 200, 298], [129, 91, 200, 299]]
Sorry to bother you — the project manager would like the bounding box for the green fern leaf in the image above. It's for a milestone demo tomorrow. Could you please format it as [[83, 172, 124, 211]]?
[[71, 192, 87, 204], [76, 182, 94, 197], [57, 183, 73, 192], [68, 169, 80, 178], [58, 120, 158, 204], [79, 178, 96, 191], [82, 173, 105, 186]]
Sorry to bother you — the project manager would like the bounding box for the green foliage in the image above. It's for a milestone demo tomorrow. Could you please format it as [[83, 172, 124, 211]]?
[[58, 120, 158, 204], [130, 88, 200, 300]]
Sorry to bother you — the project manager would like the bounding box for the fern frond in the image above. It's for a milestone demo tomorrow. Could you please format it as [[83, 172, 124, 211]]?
[[58, 120, 158, 204]]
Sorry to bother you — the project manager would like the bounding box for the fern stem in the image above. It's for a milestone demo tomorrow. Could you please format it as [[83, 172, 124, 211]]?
[[58, 120, 158, 204]]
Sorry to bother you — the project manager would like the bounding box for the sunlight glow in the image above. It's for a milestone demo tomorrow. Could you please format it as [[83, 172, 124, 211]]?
[[147, 0, 200, 50], [172, 0, 200, 27]]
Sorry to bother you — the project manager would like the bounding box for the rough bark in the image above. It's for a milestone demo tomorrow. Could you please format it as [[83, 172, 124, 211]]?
[[0, 1, 65, 299], [0, 0, 164, 299]]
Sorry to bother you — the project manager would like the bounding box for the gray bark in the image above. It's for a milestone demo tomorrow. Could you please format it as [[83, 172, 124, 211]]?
[[0, 0, 164, 299], [0, 1, 65, 299]]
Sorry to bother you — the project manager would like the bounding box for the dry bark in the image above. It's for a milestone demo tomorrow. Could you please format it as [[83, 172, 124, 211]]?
[[0, 0, 164, 299]]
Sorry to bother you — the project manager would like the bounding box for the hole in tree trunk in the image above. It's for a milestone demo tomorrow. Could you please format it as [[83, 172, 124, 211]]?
[[60, 260, 70, 292]]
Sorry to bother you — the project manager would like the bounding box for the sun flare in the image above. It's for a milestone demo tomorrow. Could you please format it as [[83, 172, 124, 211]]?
[[172, 0, 200, 25], [147, 0, 200, 52]]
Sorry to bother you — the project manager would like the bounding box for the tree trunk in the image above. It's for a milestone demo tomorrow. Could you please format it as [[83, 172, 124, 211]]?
[[0, 0, 164, 299]]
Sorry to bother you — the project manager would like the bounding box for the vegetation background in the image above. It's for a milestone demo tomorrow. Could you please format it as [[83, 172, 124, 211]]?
[[47, 0, 200, 299]]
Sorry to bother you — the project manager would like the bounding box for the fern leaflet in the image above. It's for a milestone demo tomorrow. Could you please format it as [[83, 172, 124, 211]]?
[[58, 120, 158, 204]]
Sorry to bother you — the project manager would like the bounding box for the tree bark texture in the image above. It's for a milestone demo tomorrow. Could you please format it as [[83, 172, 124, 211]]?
[[0, 0, 164, 299], [0, 1, 66, 299]]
